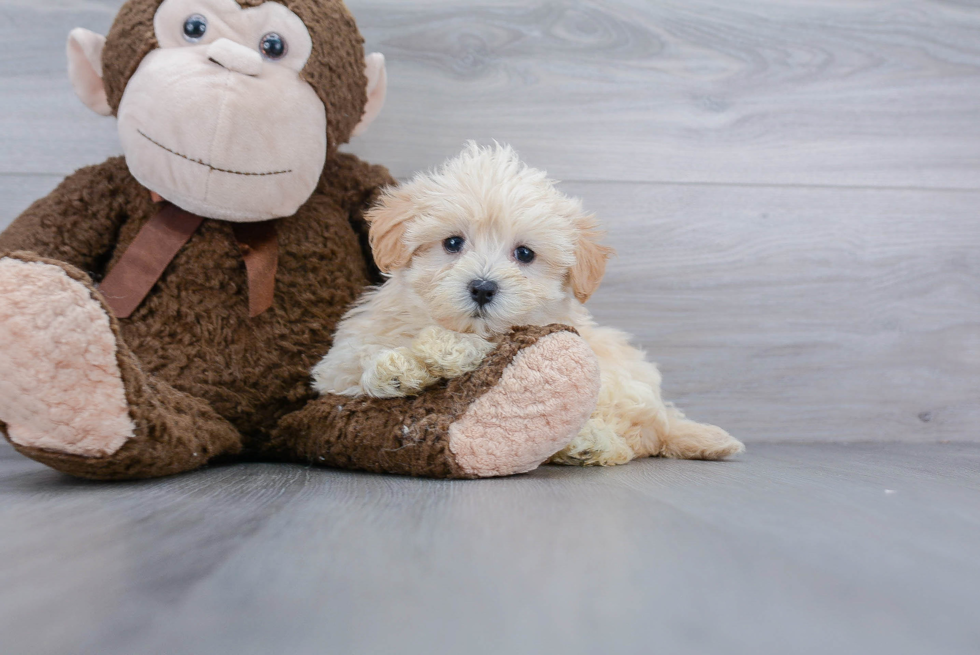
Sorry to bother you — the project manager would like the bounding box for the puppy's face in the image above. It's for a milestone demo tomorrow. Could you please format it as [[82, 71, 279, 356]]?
[[367, 144, 613, 336]]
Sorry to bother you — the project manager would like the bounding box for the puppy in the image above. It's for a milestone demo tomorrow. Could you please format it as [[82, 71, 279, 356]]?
[[313, 143, 744, 465]]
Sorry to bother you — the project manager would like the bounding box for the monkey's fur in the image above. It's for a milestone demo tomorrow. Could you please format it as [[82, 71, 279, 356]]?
[[0, 0, 601, 480]]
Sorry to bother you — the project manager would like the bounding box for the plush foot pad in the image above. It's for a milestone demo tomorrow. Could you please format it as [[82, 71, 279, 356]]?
[[0, 257, 135, 457], [448, 330, 601, 477]]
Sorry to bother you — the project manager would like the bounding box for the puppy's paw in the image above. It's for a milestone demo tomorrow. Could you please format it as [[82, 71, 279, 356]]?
[[662, 420, 745, 460], [548, 417, 635, 467], [411, 326, 495, 378], [362, 347, 437, 397]]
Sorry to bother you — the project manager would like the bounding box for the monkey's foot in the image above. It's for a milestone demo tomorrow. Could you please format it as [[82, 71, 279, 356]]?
[[278, 325, 601, 478], [447, 327, 600, 476], [0, 255, 135, 457], [0, 253, 242, 480]]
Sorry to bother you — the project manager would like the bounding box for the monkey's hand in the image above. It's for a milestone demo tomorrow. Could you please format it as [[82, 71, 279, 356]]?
[[362, 347, 437, 397], [411, 326, 495, 379]]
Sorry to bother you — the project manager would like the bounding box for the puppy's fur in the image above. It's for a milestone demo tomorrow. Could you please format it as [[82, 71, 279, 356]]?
[[313, 143, 744, 465]]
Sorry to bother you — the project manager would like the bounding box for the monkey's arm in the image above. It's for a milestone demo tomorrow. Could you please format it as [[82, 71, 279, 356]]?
[[0, 157, 136, 275], [327, 153, 397, 284]]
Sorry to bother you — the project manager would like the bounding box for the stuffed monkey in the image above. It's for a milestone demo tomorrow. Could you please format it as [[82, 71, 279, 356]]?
[[0, 0, 600, 480]]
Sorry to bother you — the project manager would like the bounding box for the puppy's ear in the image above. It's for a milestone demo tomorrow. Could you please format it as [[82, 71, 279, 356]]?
[[367, 188, 416, 274], [568, 216, 614, 303]]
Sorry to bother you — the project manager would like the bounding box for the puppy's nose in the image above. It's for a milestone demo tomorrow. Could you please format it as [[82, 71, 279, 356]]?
[[469, 279, 499, 307]]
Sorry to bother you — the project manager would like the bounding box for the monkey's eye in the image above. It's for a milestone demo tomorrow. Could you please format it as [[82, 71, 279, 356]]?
[[514, 245, 536, 264], [259, 33, 287, 60], [182, 14, 208, 42], [443, 236, 465, 254]]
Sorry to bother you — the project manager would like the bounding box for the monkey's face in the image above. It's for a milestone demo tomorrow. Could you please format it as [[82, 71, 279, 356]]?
[[66, 0, 387, 222], [119, 0, 325, 221]]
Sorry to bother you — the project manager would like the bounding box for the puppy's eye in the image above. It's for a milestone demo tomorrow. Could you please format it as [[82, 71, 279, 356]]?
[[514, 245, 535, 264], [443, 236, 465, 254], [182, 14, 208, 42]]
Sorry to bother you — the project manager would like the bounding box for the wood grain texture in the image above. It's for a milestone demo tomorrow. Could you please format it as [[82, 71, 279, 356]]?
[[0, 1, 123, 177], [565, 181, 980, 443], [346, 0, 980, 187], [1, 442, 979, 655], [2, 0, 980, 188]]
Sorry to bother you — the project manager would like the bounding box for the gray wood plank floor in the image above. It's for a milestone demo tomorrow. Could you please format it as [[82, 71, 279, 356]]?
[[2, 2, 980, 653], [1, 442, 978, 655]]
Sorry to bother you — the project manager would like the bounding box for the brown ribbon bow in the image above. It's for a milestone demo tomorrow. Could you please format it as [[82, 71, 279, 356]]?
[[99, 201, 279, 319]]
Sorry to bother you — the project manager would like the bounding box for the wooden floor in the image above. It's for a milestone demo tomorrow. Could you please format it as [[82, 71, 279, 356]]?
[[2, 1, 980, 653], [1, 441, 979, 655]]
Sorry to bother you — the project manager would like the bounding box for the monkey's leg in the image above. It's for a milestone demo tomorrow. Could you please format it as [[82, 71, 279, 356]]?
[[0, 253, 242, 480], [272, 325, 601, 479]]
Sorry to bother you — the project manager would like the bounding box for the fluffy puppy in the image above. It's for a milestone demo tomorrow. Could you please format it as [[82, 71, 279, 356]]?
[[313, 143, 744, 465]]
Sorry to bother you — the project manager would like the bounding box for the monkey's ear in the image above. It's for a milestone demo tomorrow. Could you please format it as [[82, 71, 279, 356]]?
[[67, 28, 112, 116], [366, 187, 416, 274], [351, 53, 387, 137], [568, 217, 615, 304]]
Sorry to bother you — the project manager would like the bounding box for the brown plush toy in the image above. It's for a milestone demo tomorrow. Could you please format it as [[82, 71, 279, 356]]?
[[0, 0, 601, 481]]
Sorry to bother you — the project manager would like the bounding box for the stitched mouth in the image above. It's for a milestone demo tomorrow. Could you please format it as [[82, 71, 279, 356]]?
[[137, 130, 292, 177]]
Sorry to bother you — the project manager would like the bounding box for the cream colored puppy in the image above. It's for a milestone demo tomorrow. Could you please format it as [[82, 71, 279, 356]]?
[[313, 143, 744, 465]]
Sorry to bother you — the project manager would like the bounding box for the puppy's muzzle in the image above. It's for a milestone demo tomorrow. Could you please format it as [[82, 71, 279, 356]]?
[[468, 278, 498, 308]]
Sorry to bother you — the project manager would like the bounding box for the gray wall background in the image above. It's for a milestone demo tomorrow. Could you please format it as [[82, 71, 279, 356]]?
[[2, 0, 978, 443]]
